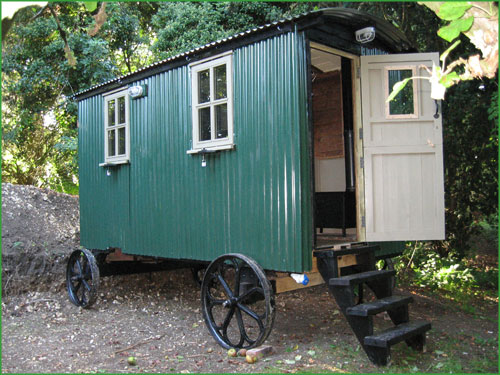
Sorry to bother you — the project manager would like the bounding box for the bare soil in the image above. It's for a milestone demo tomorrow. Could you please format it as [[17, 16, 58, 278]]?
[[1, 183, 498, 373]]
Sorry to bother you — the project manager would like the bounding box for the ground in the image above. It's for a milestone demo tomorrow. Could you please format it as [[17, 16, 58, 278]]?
[[1, 183, 498, 373]]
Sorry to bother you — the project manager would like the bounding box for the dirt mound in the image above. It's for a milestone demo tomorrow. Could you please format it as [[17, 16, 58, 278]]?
[[1, 183, 80, 294]]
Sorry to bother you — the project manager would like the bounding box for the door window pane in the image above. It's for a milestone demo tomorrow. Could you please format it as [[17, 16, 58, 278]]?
[[108, 99, 115, 126], [108, 129, 116, 156], [198, 70, 210, 103], [214, 65, 227, 99], [388, 69, 414, 115], [215, 104, 228, 139], [199, 107, 211, 141], [118, 96, 126, 124], [118, 127, 126, 155]]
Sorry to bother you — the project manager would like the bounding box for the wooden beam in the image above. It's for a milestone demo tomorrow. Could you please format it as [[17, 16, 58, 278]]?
[[274, 272, 325, 294]]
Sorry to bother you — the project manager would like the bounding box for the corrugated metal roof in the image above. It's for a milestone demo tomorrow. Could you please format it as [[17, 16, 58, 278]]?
[[74, 7, 412, 99]]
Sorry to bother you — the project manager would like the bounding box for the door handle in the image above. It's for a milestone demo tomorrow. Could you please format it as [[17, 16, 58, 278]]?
[[433, 100, 440, 119]]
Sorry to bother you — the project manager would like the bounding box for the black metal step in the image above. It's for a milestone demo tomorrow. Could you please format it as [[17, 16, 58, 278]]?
[[346, 295, 413, 317], [329, 269, 396, 287], [364, 321, 431, 348]]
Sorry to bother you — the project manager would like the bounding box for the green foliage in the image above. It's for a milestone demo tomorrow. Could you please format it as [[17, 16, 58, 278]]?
[[1, 2, 115, 193], [472, 212, 499, 252], [98, 2, 156, 75], [386, 77, 412, 103], [437, 2, 472, 21], [83, 2, 98, 13], [437, 17, 473, 42], [151, 2, 313, 60], [399, 241, 498, 298], [441, 79, 498, 256]]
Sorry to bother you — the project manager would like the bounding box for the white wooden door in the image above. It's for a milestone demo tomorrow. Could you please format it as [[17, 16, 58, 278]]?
[[360, 53, 445, 241]]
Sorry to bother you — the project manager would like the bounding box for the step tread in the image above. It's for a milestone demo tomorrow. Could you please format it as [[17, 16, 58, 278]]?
[[364, 321, 431, 348], [329, 269, 396, 286], [347, 295, 414, 316]]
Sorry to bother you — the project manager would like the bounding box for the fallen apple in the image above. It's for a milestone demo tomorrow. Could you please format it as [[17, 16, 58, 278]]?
[[246, 354, 257, 364], [127, 356, 137, 366], [227, 348, 237, 357]]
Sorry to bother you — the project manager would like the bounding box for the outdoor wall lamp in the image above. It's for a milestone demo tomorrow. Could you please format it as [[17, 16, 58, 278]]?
[[355, 27, 375, 43]]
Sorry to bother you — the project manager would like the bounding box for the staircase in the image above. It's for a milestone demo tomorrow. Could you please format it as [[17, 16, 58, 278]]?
[[314, 244, 431, 366]]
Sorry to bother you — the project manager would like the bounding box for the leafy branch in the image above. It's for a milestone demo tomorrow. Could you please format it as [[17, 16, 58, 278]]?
[[388, 2, 498, 102]]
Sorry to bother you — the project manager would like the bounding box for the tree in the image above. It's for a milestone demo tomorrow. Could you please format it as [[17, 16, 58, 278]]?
[[150, 2, 314, 60], [2, 2, 116, 193]]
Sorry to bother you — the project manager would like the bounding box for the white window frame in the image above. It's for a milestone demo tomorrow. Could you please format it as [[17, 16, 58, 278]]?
[[384, 65, 419, 119], [189, 52, 234, 152], [104, 88, 130, 164]]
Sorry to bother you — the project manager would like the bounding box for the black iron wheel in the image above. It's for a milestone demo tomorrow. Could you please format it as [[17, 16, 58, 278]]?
[[201, 253, 275, 350], [66, 249, 100, 308]]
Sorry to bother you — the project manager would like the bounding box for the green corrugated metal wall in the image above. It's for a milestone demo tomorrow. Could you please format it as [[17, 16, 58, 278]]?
[[79, 29, 312, 272]]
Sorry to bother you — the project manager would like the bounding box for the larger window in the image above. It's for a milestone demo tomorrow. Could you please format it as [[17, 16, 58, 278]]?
[[104, 89, 129, 163], [190, 53, 233, 151]]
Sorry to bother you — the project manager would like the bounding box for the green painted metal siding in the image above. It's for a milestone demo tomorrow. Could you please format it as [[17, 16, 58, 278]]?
[[79, 30, 312, 272], [79, 95, 130, 250]]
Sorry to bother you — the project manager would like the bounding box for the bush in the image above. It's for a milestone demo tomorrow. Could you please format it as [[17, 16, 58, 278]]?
[[398, 241, 498, 297]]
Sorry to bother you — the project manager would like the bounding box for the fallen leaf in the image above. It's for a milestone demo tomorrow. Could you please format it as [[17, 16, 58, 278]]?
[[284, 359, 296, 365]]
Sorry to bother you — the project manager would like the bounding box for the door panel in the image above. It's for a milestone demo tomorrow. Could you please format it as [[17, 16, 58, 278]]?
[[361, 53, 445, 241]]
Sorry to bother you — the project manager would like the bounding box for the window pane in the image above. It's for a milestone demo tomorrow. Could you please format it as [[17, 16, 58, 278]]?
[[214, 64, 227, 100], [118, 127, 126, 155], [215, 104, 228, 139], [199, 107, 211, 141], [388, 69, 414, 115], [198, 70, 210, 103], [118, 96, 126, 124], [107, 99, 115, 126], [108, 129, 116, 156]]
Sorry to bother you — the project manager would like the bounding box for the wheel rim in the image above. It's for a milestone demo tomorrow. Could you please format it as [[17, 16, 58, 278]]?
[[201, 253, 275, 349], [66, 249, 99, 308]]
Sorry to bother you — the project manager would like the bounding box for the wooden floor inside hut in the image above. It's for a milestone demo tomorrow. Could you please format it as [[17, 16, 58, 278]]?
[[314, 228, 357, 249]]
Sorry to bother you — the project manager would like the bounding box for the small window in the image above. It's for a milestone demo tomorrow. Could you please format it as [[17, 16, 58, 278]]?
[[190, 53, 233, 151], [104, 89, 129, 163], [385, 66, 418, 119]]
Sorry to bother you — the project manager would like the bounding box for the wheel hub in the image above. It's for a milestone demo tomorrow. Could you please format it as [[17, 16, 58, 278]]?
[[223, 297, 237, 308]]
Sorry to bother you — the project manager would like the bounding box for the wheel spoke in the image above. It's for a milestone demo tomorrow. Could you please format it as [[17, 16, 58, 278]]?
[[73, 280, 83, 294], [217, 273, 234, 299], [75, 258, 83, 275], [236, 286, 263, 303], [237, 303, 264, 331], [221, 307, 235, 342], [82, 278, 92, 292], [235, 307, 255, 346], [206, 293, 225, 306]]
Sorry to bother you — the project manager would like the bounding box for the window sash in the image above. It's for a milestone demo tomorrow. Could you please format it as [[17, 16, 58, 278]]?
[[190, 53, 233, 150], [104, 89, 129, 162]]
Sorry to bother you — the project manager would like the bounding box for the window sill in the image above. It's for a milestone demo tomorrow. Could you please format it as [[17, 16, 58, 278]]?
[[186, 144, 235, 155], [99, 160, 130, 167]]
